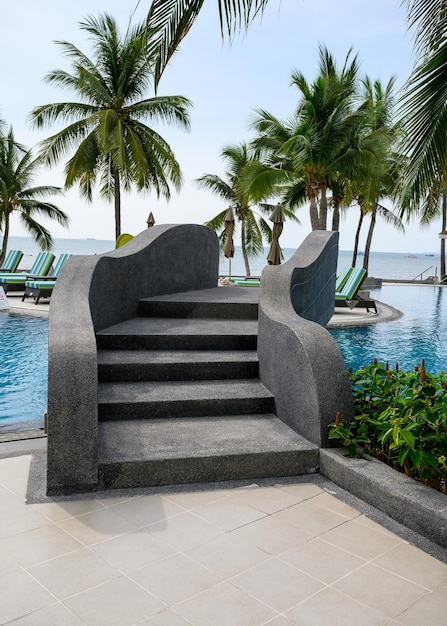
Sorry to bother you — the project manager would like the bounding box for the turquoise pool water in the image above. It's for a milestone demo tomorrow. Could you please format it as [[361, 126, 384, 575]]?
[[329, 285, 447, 373], [0, 312, 48, 431]]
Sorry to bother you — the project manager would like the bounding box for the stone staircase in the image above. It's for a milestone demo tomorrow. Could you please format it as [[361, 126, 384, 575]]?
[[95, 287, 319, 490]]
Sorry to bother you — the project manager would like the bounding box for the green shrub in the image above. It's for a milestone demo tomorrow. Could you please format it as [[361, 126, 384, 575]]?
[[328, 359, 447, 493]]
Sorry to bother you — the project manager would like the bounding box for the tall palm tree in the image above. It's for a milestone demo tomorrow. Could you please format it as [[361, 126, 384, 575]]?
[[30, 13, 192, 240], [0, 128, 68, 266], [197, 143, 298, 276], [250, 47, 370, 231], [399, 1, 447, 209], [350, 77, 404, 273], [146, 0, 271, 86]]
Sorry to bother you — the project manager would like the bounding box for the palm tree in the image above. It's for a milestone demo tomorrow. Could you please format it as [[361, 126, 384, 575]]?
[[30, 13, 192, 240], [196, 143, 298, 276], [399, 2, 447, 209], [0, 128, 68, 266], [146, 0, 271, 86], [250, 47, 370, 231], [350, 77, 405, 273]]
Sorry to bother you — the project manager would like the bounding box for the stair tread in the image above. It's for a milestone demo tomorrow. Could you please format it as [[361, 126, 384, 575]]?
[[97, 317, 258, 337], [98, 415, 317, 462], [98, 379, 273, 403], [140, 286, 259, 306], [97, 349, 258, 365]]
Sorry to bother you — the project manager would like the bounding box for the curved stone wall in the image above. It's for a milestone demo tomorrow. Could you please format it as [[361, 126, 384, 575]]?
[[258, 231, 354, 447]]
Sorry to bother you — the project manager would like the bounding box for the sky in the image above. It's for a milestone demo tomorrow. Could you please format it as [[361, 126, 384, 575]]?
[[1, 0, 442, 254]]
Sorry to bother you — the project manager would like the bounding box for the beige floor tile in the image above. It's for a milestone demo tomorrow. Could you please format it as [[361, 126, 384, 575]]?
[[129, 552, 223, 605], [279, 537, 365, 584], [0, 545, 21, 576], [272, 499, 348, 538], [354, 514, 402, 538], [147, 511, 224, 551], [372, 542, 447, 590], [0, 570, 55, 624], [186, 531, 270, 578], [8, 601, 86, 625], [64, 575, 166, 626], [0, 492, 49, 540], [109, 494, 185, 528], [396, 580, 447, 625], [231, 557, 324, 612], [28, 547, 120, 600], [230, 514, 312, 555], [285, 586, 389, 625], [192, 497, 266, 531], [275, 482, 324, 499], [228, 485, 306, 514], [175, 581, 277, 626], [0, 455, 32, 488], [333, 563, 428, 618], [31, 499, 107, 522], [320, 518, 403, 560], [91, 529, 176, 573], [162, 489, 230, 510], [264, 616, 294, 625], [57, 507, 138, 545], [311, 492, 362, 519], [0, 523, 83, 567], [141, 608, 193, 624]]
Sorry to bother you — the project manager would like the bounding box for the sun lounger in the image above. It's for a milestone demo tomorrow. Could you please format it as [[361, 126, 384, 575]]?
[[0, 249, 24, 274], [335, 267, 377, 313], [22, 253, 72, 304], [335, 266, 354, 292], [0, 251, 55, 293]]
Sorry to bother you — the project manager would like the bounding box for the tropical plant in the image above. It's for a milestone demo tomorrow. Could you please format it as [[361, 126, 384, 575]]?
[[0, 127, 68, 266], [196, 142, 298, 276], [250, 46, 375, 232], [146, 0, 271, 87], [30, 13, 192, 240], [328, 359, 447, 494]]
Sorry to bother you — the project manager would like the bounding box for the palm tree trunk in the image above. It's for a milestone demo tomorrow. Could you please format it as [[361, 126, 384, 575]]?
[[319, 183, 328, 230], [363, 204, 377, 275], [441, 192, 446, 277], [352, 207, 363, 267], [0, 211, 11, 267], [309, 190, 320, 231], [241, 220, 251, 277], [331, 200, 340, 231], [113, 167, 121, 241]]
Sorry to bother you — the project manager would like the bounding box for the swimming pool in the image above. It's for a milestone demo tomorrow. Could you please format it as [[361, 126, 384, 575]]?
[[0, 312, 48, 432], [329, 284, 447, 373]]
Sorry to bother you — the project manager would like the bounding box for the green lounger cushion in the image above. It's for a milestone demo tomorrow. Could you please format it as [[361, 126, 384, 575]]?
[[0, 251, 55, 284], [0, 249, 23, 273], [335, 267, 367, 300]]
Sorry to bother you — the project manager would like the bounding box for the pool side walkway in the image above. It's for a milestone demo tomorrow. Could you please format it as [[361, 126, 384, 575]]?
[[2, 293, 447, 624]]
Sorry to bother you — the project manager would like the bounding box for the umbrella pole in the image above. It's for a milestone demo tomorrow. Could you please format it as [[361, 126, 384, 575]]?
[[228, 258, 231, 280]]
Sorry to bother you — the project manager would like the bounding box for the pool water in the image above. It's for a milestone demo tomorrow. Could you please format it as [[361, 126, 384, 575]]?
[[0, 312, 48, 431], [330, 285, 447, 373]]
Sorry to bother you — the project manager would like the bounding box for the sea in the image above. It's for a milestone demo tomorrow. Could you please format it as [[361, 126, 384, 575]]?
[[6, 235, 443, 282]]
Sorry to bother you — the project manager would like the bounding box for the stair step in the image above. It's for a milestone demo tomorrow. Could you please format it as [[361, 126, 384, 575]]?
[[96, 317, 258, 350], [138, 286, 259, 320], [97, 415, 319, 490], [98, 379, 275, 420], [97, 350, 259, 382]]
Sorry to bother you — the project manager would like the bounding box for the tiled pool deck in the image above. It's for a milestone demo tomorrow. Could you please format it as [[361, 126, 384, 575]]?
[[2, 294, 447, 624], [1, 443, 447, 625]]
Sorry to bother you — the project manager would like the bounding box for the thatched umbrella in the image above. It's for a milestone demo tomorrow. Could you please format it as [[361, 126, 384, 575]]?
[[267, 203, 285, 265], [147, 211, 156, 227], [223, 207, 235, 278]]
